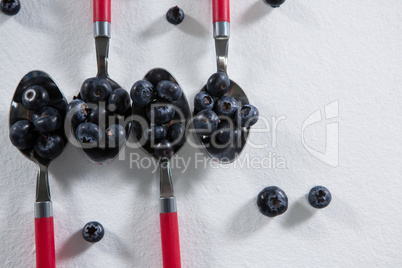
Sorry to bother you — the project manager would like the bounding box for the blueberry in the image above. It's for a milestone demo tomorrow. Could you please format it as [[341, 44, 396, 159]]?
[[166, 6, 185, 25], [308, 186, 332, 209], [193, 109, 219, 135], [105, 124, 126, 148], [82, 221, 104, 243], [215, 121, 242, 145], [263, 0, 285, 8], [194, 92, 214, 112], [80, 77, 112, 104], [145, 69, 175, 88], [34, 134, 64, 160], [146, 103, 176, 125], [130, 80, 155, 108], [257, 186, 288, 217], [33, 107, 62, 133], [9, 120, 37, 150], [154, 139, 174, 159], [236, 104, 259, 127], [156, 80, 183, 102], [144, 125, 167, 142], [66, 99, 88, 127], [21, 85, 49, 111], [206, 72, 230, 97], [214, 96, 239, 119], [87, 105, 110, 127], [108, 88, 130, 114], [167, 122, 185, 146], [0, 0, 20, 16], [75, 122, 101, 144]]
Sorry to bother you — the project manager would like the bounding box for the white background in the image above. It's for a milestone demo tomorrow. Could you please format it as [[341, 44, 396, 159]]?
[[1, 0, 401, 267]]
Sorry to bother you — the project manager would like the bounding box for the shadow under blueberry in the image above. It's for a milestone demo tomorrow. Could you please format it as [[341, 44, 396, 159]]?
[[227, 197, 270, 239], [98, 229, 132, 260], [0, 13, 11, 25], [173, 133, 212, 195], [177, 15, 208, 39], [327, 196, 361, 228], [58, 230, 93, 260], [13, 1, 54, 32], [140, 15, 173, 39], [50, 143, 94, 189], [283, 195, 315, 228], [241, 1, 274, 25], [112, 139, 158, 198]]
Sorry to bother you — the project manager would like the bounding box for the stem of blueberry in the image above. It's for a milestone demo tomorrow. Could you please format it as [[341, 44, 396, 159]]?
[[317, 190, 326, 203], [173, 6, 181, 19]]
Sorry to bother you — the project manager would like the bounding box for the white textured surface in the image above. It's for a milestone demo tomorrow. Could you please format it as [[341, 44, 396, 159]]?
[[1, 0, 402, 267]]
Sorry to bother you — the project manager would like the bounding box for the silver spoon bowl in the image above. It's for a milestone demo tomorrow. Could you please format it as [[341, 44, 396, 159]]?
[[195, 79, 249, 163], [10, 70, 68, 166], [132, 68, 191, 155]]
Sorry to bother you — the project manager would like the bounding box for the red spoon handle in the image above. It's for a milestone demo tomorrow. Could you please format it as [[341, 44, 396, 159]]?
[[35, 217, 55, 268], [213, 0, 230, 23], [93, 0, 111, 23], [160, 212, 181, 268]]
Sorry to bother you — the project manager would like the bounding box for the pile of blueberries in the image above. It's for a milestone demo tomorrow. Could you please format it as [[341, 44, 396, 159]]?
[[10, 85, 66, 160], [193, 72, 259, 148], [131, 71, 186, 159], [67, 77, 131, 158]]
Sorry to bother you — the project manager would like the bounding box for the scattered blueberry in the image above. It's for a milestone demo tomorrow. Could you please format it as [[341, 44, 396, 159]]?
[[215, 121, 242, 145], [154, 139, 174, 159], [33, 107, 62, 133], [80, 77, 112, 104], [0, 0, 20, 16], [236, 104, 259, 127], [75, 122, 101, 144], [108, 88, 130, 114], [214, 96, 239, 119], [9, 120, 36, 150], [308, 186, 332, 209], [105, 124, 126, 148], [167, 122, 185, 146], [263, 0, 285, 8], [193, 109, 219, 135], [257, 186, 288, 217], [87, 104, 110, 127], [206, 72, 230, 97], [146, 103, 176, 125], [21, 85, 49, 111], [130, 80, 155, 108], [66, 99, 88, 127], [82, 221, 104, 243], [144, 125, 167, 142], [34, 134, 64, 160], [156, 80, 183, 102], [194, 92, 214, 112], [166, 6, 185, 25]]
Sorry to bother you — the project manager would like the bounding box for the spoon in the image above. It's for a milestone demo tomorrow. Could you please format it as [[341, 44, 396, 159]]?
[[9, 70, 68, 268], [132, 68, 190, 268], [74, 0, 131, 164], [194, 0, 250, 163]]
